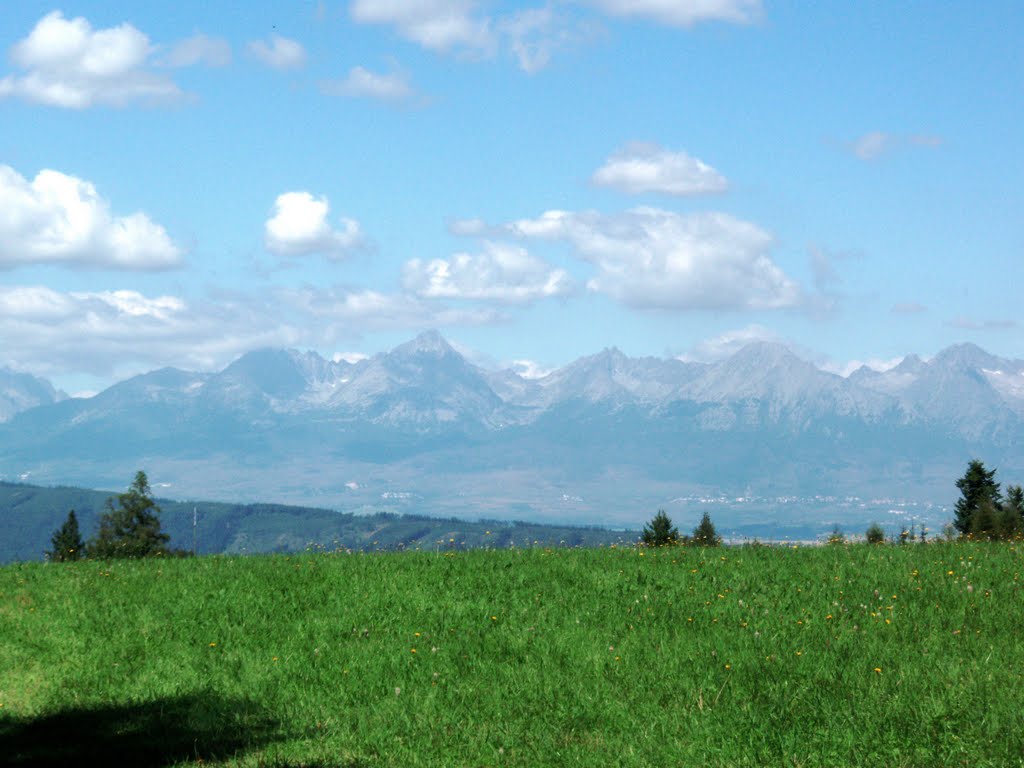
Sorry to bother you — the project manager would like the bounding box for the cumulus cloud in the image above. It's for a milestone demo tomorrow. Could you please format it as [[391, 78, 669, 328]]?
[[164, 33, 231, 67], [349, 0, 494, 55], [504, 207, 801, 311], [247, 34, 307, 70], [592, 143, 728, 196], [320, 65, 414, 102], [402, 241, 573, 303], [582, 0, 762, 27], [0, 11, 188, 108], [0, 165, 182, 270], [264, 192, 366, 259]]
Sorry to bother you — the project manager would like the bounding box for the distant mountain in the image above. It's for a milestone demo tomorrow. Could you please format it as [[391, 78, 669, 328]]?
[[1, 334, 1022, 530], [0, 367, 65, 422]]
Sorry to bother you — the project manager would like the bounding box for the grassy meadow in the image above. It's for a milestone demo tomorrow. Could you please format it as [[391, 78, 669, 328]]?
[[2, 542, 1023, 766]]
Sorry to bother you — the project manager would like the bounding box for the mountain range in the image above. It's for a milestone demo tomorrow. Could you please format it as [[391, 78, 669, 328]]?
[[2, 332, 1022, 532]]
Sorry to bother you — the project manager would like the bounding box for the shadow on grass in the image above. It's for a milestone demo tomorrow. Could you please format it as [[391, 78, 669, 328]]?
[[0, 690, 282, 767]]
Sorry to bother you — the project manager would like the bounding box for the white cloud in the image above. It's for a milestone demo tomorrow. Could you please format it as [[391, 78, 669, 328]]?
[[511, 359, 554, 379], [0, 11, 184, 108], [165, 33, 231, 67], [264, 192, 365, 259], [321, 65, 414, 102], [349, 0, 494, 55], [678, 325, 783, 362], [333, 352, 369, 364], [276, 286, 502, 330], [850, 131, 893, 160], [582, 0, 762, 27], [247, 34, 307, 70], [0, 282, 501, 384], [592, 142, 728, 196], [402, 241, 573, 303], [505, 207, 801, 311], [0, 165, 182, 270], [820, 356, 905, 378], [448, 218, 490, 236], [497, 7, 597, 74], [948, 316, 1016, 331], [847, 131, 943, 160], [0, 285, 256, 379]]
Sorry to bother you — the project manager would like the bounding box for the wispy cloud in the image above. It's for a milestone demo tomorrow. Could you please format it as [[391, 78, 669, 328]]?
[[847, 131, 943, 161], [581, 0, 763, 27], [320, 65, 416, 102], [164, 33, 231, 68], [247, 34, 307, 70]]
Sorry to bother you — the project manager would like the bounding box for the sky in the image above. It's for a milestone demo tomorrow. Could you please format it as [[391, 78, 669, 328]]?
[[1, 1, 1021, 395]]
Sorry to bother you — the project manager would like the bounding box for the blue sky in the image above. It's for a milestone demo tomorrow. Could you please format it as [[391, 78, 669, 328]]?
[[1, 1, 1021, 394]]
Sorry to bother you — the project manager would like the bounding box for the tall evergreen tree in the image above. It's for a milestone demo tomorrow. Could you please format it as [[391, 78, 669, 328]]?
[[953, 460, 1002, 536], [692, 512, 721, 547], [1005, 485, 1024, 519], [89, 471, 170, 559], [641, 509, 679, 547], [47, 509, 85, 562]]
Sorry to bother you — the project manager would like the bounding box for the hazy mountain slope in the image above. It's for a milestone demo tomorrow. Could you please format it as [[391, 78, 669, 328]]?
[[1, 334, 1022, 525], [0, 368, 66, 422]]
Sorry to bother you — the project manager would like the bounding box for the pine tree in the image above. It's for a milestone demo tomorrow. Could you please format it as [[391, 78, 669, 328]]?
[[47, 509, 85, 562], [1005, 485, 1024, 524], [953, 460, 1002, 536], [641, 509, 679, 547], [865, 522, 885, 544], [89, 471, 170, 559], [691, 512, 721, 547]]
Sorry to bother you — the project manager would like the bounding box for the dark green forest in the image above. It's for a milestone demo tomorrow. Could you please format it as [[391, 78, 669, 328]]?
[[0, 480, 633, 564]]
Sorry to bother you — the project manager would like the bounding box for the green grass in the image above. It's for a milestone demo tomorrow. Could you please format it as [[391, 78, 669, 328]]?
[[2, 542, 1023, 766]]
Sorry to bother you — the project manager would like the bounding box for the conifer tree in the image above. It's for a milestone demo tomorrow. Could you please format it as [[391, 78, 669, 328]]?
[[953, 460, 1002, 536], [865, 522, 885, 544], [691, 512, 721, 547], [48, 509, 85, 562], [641, 509, 679, 547], [89, 471, 170, 559]]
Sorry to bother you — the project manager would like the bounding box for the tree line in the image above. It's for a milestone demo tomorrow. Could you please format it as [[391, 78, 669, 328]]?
[[47, 459, 1024, 561], [640, 459, 1024, 549]]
